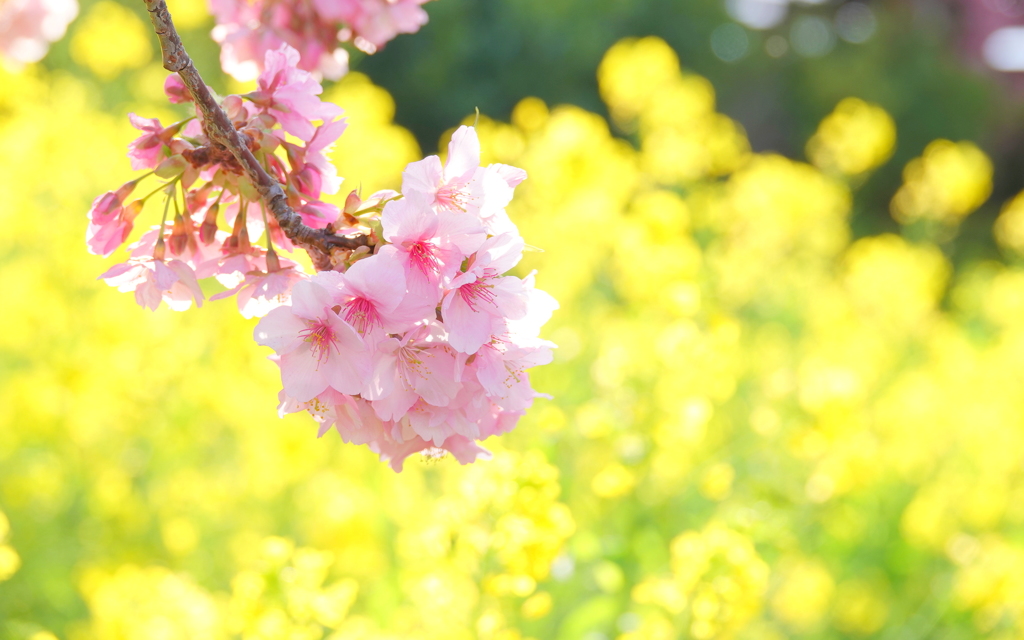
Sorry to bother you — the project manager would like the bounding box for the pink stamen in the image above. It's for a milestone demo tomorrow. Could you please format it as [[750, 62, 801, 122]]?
[[458, 279, 496, 312], [435, 181, 470, 212], [408, 240, 442, 276], [299, 319, 338, 367], [343, 296, 383, 334]]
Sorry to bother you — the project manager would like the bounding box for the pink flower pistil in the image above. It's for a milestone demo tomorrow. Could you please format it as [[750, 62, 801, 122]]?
[[300, 318, 339, 367], [342, 296, 383, 334], [407, 240, 442, 276]]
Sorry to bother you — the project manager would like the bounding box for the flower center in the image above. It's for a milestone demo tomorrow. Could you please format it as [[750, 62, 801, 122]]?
[[342, 296, 382, 334], [458, 279, 496, 312], [300, 318, 337, 367], [407, 240, 441, 276], [435, 180, 472, 212]]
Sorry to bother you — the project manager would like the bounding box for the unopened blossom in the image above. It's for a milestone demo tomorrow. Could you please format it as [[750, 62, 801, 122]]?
[[0, 0, 77, 65], [163, 74, 191, 104]]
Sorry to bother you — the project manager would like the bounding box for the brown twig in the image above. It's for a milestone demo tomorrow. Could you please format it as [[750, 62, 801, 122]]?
[[142, 0, 369, 270]]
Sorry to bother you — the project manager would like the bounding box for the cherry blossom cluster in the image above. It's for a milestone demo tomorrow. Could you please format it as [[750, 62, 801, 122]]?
[[259, 125, 557, 471], [0, 0, 77, 65], [209, 0, 431, 81], [89, 43, 556, 471], [92, 44, 345, 316]]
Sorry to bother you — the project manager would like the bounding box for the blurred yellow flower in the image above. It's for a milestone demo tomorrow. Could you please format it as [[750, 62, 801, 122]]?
[[807, 97, 896, 175], [891, 139, 992, 225], [770, 558, 834, 631], [70, 1, 152, 80]]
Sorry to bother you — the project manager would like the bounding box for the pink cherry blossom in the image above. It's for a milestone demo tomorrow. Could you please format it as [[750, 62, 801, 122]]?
[[381, 193, 485, 296], [93, 94, 555, 472], [254, 274, 370, 401], [373, 432, 492, 473], [440, 232, 529, 354], [127, 114, 174, 171], [209, 0, 432, 81], [210, 252, 306, 318], [402, 126, 518, 233], [365, 322, 461, 422], [284, 117, 348, 198], [251, 43, 343, 142], [85, 181, 142, 257], [402, 125, 481, 212], [345, 0, 431, 50], [0, 0, 77, 65], [332, 250, 421, 340], [210, 0, 351, 82], [99, 258, 204, 311]]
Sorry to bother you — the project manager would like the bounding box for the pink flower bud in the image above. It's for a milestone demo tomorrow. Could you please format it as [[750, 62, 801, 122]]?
[[266, 247, 282, 273], [186, 183, 215, 213], [169, 213, 189, 256], [344, 190, 362, 215], [115, 179, 139, 202], [123, 200, 144, 222], [200, 203, 220, 244], [164, 74, 191, 103], [222, 95, 246, 122], [153, 237, 167, 261]]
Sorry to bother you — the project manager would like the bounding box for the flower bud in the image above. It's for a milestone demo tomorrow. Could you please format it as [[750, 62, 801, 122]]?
[[342, 190, 362, 225], [153, 236, 166, 261], [222, 95, 246, 122], [226, 204, 251, 253], [266, 247, 281, 273], [123, 199, 144, 222], [343, 190, 362, 214], [169, 212, 188, 256], [164, 74, 191, 104], [155, 154, 188, 179], [118, 200, 144, 243], [187, 183, 215, 213], [115, 178, 139, 202], [200, 203, 220, 244]]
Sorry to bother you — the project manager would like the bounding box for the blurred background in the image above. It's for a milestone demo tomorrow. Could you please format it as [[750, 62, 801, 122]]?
[[4, 0, 1024, 638]]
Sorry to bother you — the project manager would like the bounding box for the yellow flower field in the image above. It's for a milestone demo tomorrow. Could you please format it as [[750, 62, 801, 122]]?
[[2, 13, 1023, 639]]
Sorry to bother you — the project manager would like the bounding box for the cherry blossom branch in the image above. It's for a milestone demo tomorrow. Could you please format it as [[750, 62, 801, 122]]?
[[142, 0, 369, 269]]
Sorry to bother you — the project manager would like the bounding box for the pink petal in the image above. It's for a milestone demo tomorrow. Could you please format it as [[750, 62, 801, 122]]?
[[253, 306, 307, 353], [322, 314, 371, 395], [444, 126, 480, 182], [280, 347, 329, 402], [402, 156, 444, 199], [442, 290, 496, 354]]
